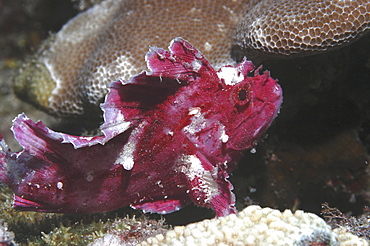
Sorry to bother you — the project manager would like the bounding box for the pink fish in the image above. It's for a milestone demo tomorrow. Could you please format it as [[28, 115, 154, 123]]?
[[0, 38, 282, 216]]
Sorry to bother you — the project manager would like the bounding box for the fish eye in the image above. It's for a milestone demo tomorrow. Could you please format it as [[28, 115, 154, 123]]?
[[238, 89, 248, 101], [232, 83, 251, 106]]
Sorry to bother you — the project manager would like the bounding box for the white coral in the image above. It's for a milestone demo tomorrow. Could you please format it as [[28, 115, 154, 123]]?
[[139, 205, 369, 246], [0, 221, 16, 246]]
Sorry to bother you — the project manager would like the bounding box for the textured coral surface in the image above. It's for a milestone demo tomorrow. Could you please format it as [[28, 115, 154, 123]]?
[[13, 0, 255, 117], [139, 206, 369, 246], [233, 0, 370, 60], [12, 0, 370, 118]]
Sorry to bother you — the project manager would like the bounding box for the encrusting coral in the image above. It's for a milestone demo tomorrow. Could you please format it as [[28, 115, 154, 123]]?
[[13, 0, 370, 118], [137, 205, 369, 246], [233, 0, 370, 60], [13, 0, 253, 117]]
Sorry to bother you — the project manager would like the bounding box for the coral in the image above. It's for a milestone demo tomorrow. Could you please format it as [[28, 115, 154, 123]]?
[[0, 220, 17, 246], [0, 0, 79, 150], [233, 0, 370, 61], [13, 0, 253, 117], [139, 205, 369, 246], [13, 0, 370, 118]]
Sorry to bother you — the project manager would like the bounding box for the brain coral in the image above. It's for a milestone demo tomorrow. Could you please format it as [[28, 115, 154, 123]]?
[[138, 205, 369, 246], [13, 0, 370, 118]]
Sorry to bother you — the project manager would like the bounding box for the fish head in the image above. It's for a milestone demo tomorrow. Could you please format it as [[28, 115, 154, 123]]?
[[216, 59, 283, 151]]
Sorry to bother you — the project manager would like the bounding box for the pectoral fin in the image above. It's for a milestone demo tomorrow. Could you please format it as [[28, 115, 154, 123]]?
[[178, 152, 236, 217]]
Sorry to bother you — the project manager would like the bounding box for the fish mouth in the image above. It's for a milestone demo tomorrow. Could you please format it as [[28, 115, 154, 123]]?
[[229, 95, 282, 151]]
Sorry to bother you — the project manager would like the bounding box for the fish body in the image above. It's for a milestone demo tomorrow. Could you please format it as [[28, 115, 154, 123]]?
[[0, 38, 282, 216]]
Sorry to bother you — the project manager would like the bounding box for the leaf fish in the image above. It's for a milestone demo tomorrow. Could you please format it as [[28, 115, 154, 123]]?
[[0, 38, 282, 216]]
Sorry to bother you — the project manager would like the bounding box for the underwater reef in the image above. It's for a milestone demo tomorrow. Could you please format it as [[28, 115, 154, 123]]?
[[0, 0, 370, 245]]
